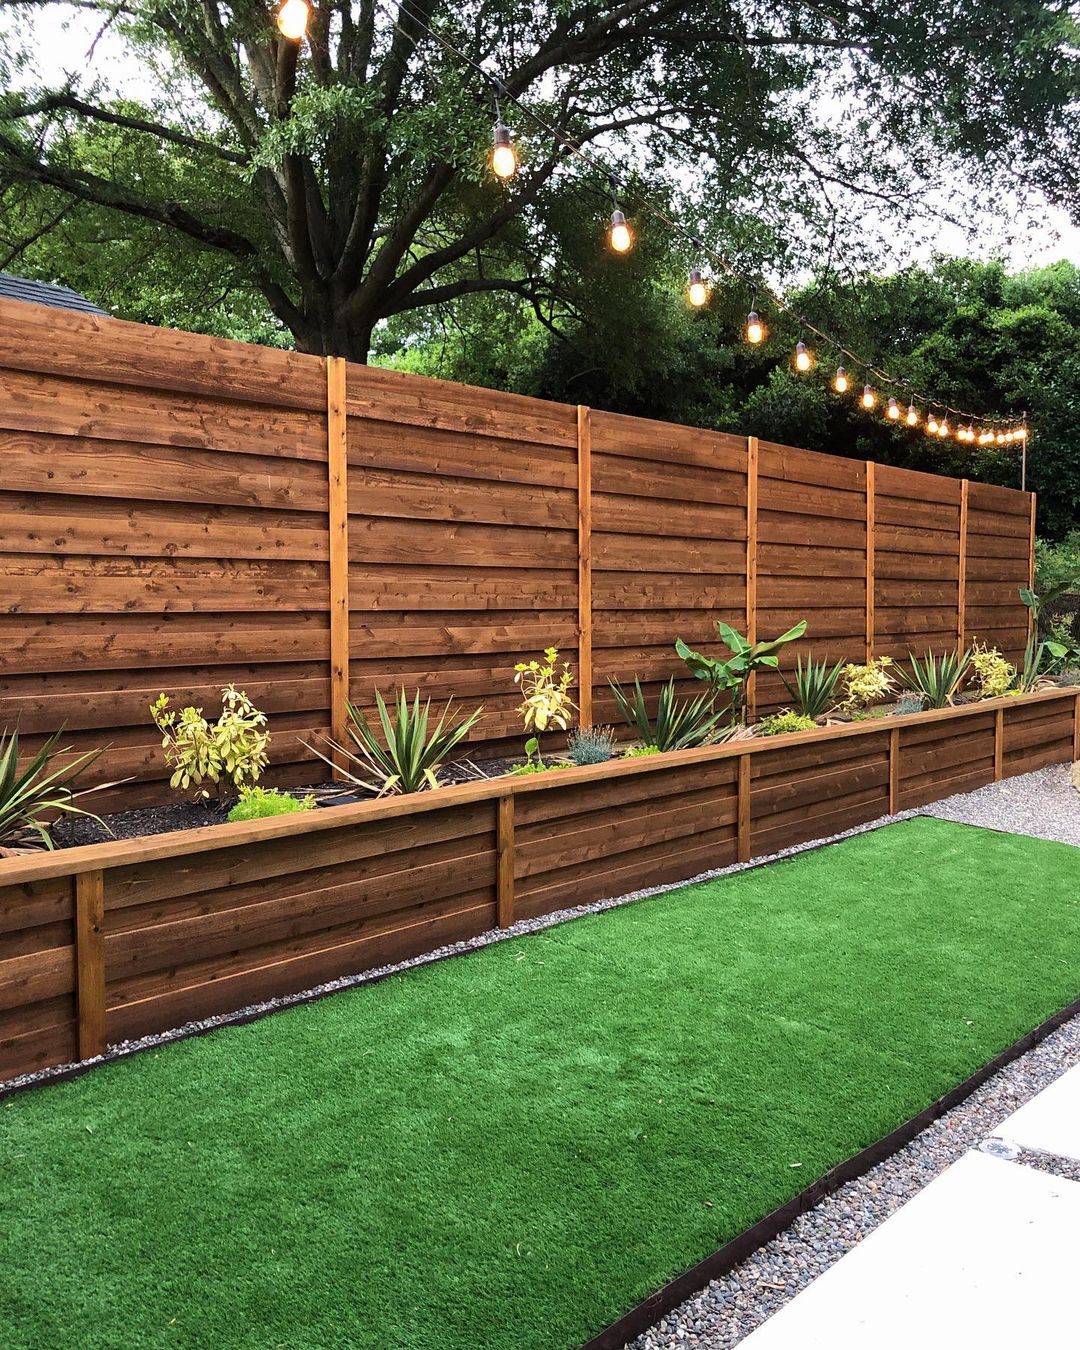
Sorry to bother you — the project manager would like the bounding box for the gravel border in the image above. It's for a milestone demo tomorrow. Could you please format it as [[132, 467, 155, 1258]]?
[[631, 1013, 1080, 1350], [922, 761, 1080, 849]]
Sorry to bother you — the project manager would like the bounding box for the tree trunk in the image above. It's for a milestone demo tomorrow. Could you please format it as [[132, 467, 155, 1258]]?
[[278, 291, 375, 364]]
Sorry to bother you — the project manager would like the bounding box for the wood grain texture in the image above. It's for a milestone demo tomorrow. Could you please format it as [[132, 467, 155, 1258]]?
[[958, 479, 969, 653], [75, 870, 106, 1059], [497, 791, 515, 928], [327, 357, 350, 761], [745, 437, 759, 720], [577, 405, 593, 727], [866, 460, 876, 660]]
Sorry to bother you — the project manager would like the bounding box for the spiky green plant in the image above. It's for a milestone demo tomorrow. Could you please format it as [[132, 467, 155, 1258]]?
[[900, 649, 970, 709], [1013, 637, 1067, 693], [566, 725, 616, 766], [608, 677, 727, 752], [304, 690, 483, 795], [0, 729, 111, 850], [779, 653, 845, 719]]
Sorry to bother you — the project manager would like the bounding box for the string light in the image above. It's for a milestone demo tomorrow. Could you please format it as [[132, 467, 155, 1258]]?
[[927, 412, 939, 435], [276, 0, 309, 39], [687, 269, 709, 307], [491, 121, 517, 179], [938, 416, 950, 439], [886, 396, 900, 420], [608, 209, 633, 253], [388, 0, 1026, 449]]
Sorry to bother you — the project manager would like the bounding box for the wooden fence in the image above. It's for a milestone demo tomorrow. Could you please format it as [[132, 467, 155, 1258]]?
[[0, 298, 1034, 805], [1, 687, 1075, 1083]]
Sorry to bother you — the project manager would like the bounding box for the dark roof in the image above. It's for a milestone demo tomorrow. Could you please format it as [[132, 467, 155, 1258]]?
[[0, 271, 109, 317]]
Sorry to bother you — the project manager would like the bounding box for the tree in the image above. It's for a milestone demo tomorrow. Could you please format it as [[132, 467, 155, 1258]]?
[[1, 0, 1077, 361], [388, 258, 1080, 537]]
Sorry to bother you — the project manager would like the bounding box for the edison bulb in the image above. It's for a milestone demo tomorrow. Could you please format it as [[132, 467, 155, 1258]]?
[[687, 269, 708, 307], [609, 210, 633, 253], [887, 397, 900, 420], [491, 123, 517, 179], [746, 311, 765, 344], [794, 340, 813, 372], [861, 384, 876, 410], [834, 366, 849, 393], [906, 404, 919, 426], [276, 0, 309, 39]]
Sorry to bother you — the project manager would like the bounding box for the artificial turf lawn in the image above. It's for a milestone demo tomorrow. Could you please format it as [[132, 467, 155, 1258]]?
[[3, 818, 1080, 1350]]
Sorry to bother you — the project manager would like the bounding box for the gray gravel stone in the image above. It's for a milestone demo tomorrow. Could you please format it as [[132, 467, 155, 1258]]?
[[922, 761, 1080, 847]]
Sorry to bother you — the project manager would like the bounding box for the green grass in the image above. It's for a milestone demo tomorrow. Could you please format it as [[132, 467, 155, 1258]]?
[[3, 818, 1080, 1349]]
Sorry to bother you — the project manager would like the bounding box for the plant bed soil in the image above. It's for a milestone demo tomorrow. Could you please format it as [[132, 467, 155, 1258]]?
[[54, 756, 524, 849]]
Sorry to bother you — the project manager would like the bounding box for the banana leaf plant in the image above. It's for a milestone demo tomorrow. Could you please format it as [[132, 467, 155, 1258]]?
[[675, 620, 808, 725]]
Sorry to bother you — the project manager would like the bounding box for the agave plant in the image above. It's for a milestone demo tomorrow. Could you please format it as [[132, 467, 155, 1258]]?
[[304, 689, 483, 795], [608, 677, 727, 752], [900, 649, 971, 709], [779, 653, 845, 719], [0, 728, 111, 850], [1013, 637, 1068, 694]]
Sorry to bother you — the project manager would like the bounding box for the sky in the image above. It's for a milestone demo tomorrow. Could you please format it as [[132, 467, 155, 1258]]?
[[11, 4, 1080, 274]]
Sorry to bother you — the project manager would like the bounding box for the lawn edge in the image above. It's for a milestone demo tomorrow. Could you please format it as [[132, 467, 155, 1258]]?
[[578, 991, 1080, 1350]]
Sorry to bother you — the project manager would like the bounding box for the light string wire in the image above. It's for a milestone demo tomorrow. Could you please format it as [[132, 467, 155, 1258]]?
[[348, 0, 1031, 442]]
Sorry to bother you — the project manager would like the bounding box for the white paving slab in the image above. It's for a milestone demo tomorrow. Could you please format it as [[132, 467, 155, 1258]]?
[[738, 1150, 1080, 1350], [994, 1061, 1080, 1161]]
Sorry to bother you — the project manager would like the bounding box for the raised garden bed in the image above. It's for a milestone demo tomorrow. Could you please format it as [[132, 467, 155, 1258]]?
[[1, 687, 1077, 1083]]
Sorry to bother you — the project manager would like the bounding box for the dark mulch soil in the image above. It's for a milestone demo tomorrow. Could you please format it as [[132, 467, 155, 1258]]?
[[55, 756, 522, 850]]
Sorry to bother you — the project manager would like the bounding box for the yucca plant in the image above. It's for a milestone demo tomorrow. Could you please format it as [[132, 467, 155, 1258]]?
[[608, 677, 727, 752], [1013, 637, 1067, 694], [900, 649, 970, 709], [304, 689, 483, 795], [0, 729, 111, 850], [779, 653, 845, 719]]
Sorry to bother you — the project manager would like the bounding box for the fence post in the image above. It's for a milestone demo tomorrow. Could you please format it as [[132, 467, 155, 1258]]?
[[745, 436, 759, 721], [737, 753, 752, 863], [326, 357, 350, 767], [958, 479, 969, 654], [888, 727, 900, 815], [497, 790, 516, 929], [994, 706, 1004, 781], [1028, 491, 1037, 645], [1073, 693, 1079, 762], [865, 460, 875, 661], [75, 869, 106, 1060], [577, 405, 593, 728]]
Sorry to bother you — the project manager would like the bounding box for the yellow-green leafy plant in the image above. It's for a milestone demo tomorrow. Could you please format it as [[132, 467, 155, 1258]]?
[[839, 656, 897, 711], [151, 685, 270, 798], [514, 647, 578, 732], [226, 786, 315, 823], [756, 710, 816, 737], [969, 642, 1016, 699]]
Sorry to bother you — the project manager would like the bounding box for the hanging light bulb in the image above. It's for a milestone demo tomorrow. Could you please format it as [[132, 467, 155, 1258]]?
[[1017, 426, 1029, 441], [886, 396, 900, 420], [608, 209, 633, 253], [687, 269, 709, 308], [995, 431, 1006, 444], [1004, 430, 1015, 443], [964, 424, 976, 442], [927, 412, 939, 435], [906, 402, 919, 427], [276, 0, 310, 39], [745, 310, 765, 344], [861, 384, 876, 409], [938, 416, 950, 438], [833, 366, 849, 393], [491, 121, 517, 179], [794, 340, 813, 373]]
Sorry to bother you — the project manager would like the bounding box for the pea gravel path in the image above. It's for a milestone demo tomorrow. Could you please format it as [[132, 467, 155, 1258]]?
[[634, 762, 1080, 1350]]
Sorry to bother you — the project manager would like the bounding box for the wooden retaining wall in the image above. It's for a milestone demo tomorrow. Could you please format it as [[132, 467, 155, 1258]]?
[[1, 687, 1075, 1084], [0, 298, 1035, 801]]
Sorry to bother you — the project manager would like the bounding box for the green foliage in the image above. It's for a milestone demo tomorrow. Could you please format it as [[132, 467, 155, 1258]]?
[[1035, 533, 1080, 596], [779, 653, 845, 719], [305, 689, 483, 796], [676, 621, 807, 724], [622, 744, 661, 759], [839, 657, 897, 711], [510, 735, 569, 775], [756, 711, 816, 737], [970, 643, 1017, 699], [0, 728, 110, 849], [513, 648, 577, 734], [151, 685, 269, 799], [226, 787, 315, 823], [566, 726, 616, 767], [900, 650, 970, 710], [1015, 636, 1069, 692], [890, 692, 928, 718], [608, 677, 726, 752]]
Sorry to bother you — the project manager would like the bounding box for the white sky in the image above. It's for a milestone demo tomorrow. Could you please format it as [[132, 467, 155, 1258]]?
[[12, 6, 1080, 273]]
